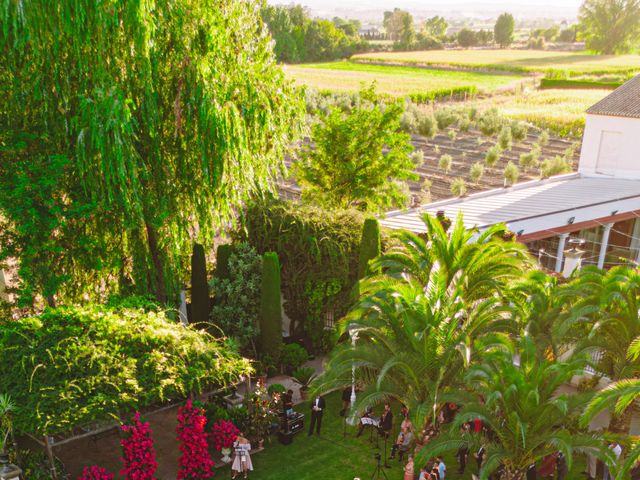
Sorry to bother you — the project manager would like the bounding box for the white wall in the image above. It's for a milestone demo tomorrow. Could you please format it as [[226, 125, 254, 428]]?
[[579, 114, 640, 179]]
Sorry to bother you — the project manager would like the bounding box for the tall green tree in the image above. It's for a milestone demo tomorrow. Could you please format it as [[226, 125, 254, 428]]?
[[1, 0, 303, 305], [295, 86, 417, 212], [495, 13, 516, 47], [579, 0, 640, 53], [384, 8, 415, 47], [313, 214, 530, 428], [423, 16, 449, 38], [422, 335, 609, 480]]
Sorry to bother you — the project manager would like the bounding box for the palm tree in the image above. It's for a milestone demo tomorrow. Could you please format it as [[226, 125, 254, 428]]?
[[313, 213, 531, 429], [0, 393, 15, 454], [422, 335, 610, 480], [570, 266, 640, 432]]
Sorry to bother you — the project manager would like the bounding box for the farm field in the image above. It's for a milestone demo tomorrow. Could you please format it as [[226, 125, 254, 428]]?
[[456, 88, 611, 137], [351, 49, 640, 75], [284, 61, 525, 97]]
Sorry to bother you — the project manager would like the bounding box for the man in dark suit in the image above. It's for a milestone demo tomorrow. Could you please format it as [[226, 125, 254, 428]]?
[[379, 403, 393, 437], [308, 395, 326, 436]]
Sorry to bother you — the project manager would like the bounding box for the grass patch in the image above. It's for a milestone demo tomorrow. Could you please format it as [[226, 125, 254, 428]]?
[[352, 49, 640, 76], [540, 78, 622, 90], [284, 61, 524, 99], [216, 392, 588, 480]]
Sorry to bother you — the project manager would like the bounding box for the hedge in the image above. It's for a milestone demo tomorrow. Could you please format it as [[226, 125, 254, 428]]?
[[409, 85, 477, 104], [358, 218, 381, 279], [0, 304, 251, 436], [539, 78, 622, 90]]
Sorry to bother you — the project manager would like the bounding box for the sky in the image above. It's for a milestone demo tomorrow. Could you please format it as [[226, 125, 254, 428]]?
[[267, 0, 583, 21]]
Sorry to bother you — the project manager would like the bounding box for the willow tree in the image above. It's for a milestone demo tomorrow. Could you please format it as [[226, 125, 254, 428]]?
[[0, 0, 303, 305]]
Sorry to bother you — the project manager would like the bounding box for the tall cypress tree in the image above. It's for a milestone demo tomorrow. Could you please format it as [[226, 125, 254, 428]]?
[[190, 243, 209, 324], [259, 252, 283, 362], [215, 244, 235, 282], [358, 218, 381, 279]]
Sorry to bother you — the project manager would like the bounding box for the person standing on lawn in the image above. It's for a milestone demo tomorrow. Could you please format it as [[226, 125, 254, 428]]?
[[309, 395, 325, 436], [231, 432, 253, 480]]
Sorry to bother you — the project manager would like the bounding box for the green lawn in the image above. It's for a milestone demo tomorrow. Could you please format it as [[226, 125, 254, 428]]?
[[217, 392, 588, 480], [284, 61, 525, 98], [352, 49, 640, 75]]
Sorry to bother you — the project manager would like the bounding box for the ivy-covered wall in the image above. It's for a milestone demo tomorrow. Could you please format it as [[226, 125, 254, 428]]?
[[238, 198, 376, 351]]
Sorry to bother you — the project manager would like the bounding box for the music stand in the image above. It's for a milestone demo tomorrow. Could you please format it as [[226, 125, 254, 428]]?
[[371, 453, 389, 480], [381, 430, 391, 468]]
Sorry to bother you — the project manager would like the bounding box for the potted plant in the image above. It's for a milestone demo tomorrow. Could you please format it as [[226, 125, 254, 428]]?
[[247, 381, 277, 449], [211, 419, 240, 464], [292, 367, 316, 401]]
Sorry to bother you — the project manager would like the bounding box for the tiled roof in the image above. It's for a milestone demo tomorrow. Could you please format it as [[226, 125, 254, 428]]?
[[380, 174, 640, 235], [586, 74, 640, 118]]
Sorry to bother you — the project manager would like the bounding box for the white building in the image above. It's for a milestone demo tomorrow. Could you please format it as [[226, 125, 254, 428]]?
[[381, 74, 640, 272]]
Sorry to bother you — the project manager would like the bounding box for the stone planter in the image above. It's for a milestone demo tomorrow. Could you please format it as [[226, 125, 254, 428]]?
[[220, 447, 232, 464]]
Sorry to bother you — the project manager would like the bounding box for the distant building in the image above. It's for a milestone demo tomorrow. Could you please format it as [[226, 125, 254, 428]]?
[[381, 74, 640, 272], [358, 25, 385, 39]]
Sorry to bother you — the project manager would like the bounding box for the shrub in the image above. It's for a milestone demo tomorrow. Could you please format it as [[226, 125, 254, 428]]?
[[469, 162, 485, 183], [435, 109, 458, 129], [176, 400, 214, 479], [539, 130, 550, 146], [410, 150, 424, 165], [191, 243, 209, 324], [510, 121, 529, 142], [478, 108, 504, 136], [259, 252, 283, 363], [439, 154, 453, 172], [211, 419, 240, 451], [504, 161, 520, 186], [459, 117, 472, 133], [210, 243, 262, 353], [358, 218, 381, 279], [280, 343, 309, 371], [120, 412, 158, 480], [417, 111, 438, 138], [267, 383, 287, 396], [447, 129, 457, 143], [239, 198, 372, 351], [519, 144, 541, 170], [0, 305, 251, 436], [485, 145, 502, 167], [540, 156, 571, 178], [450, 178, 467, 197], [498, 125, 513, 151], [419, 178, 432, 204]]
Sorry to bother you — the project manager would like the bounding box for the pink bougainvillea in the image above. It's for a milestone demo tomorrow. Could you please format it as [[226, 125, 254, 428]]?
[[78, 465, 114, 480], [211, 420, 240, 451], [120, 411, 158, 480], [176, 399, 215, 479]]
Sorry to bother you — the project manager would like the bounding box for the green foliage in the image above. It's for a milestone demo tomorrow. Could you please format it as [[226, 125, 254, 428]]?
[[423, 16, 449, 39], [104, 294, 161, 312], [539, 130, 551, 146], [210, 243, 262, 354], [1, 0, 304, 305], [498, 125, 513, 151], [457, 28, 479, 47], [215, 244, 235, 281], [439, 154, 453, 172], [450, 178, 467, 197], [410, 150, 425, 165], [519, 145, 541, 170], [261, 5, 366, 62], [504, 161, 520, 186], [358, 219, 381, 279], [292, 367, 317, 389], [540, 156, 572, 178], [0, 303, 251, 435], [494, 12, 516, 47], [384, 8, 416, 49], [260, 252, 283, 363], [280, 343, 310, 371], [417, 111, 440, 137], [447, 129, 458, 143], [191, 243, 209, 324], [579, 0, 640, 54], [239, 198, 367, 350], [510, 121, 529, 142], [469, 162, 485, 183], [477, 108, 505, 136], [267, 383, 287, 396], [540, 78, 622, 89], [296, 85, 417, 213], [435, 109, 459, 130], [485, 145, 502, 167]]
